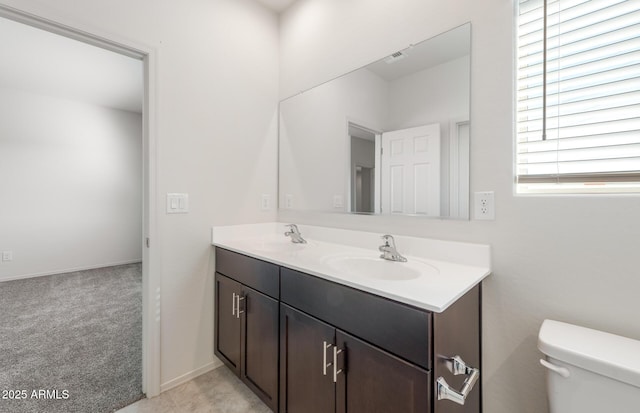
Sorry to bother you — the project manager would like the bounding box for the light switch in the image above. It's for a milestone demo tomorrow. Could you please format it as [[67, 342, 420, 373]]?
[[167, 193, 189, 214]]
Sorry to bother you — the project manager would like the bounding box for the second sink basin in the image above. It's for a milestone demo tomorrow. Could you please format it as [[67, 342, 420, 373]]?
[[324, 254, 439, 281]]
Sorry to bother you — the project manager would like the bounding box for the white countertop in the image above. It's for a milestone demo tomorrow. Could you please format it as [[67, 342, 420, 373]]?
[[211, 222, 491, 313]]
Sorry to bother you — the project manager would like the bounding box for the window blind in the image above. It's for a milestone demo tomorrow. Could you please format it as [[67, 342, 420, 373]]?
[[516, 0, 640, 193]]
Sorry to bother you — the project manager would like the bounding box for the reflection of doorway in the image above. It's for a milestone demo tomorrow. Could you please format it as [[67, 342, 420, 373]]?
[[449, 119, 470, 218], [348, 123, 379, 213], [380, 123, 441, 216], [354, 166, 375, 213]]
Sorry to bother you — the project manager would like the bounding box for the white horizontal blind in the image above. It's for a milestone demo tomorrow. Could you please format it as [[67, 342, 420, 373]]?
[[516, 0, 640, 193]]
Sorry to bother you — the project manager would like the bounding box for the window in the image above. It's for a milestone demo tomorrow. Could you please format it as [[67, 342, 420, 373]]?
[[516, 0, 640, 193]]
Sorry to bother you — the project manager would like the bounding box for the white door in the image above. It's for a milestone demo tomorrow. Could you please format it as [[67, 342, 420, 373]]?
[[381, 123, 441, 215]]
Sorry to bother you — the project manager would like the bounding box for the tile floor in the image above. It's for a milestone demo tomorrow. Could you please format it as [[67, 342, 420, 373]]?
[[116, 366, 271, 413]]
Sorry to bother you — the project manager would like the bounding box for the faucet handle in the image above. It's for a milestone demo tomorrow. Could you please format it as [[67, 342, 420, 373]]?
[[381, 234, 395, 247], [284, 224, 306, 244], [379, 234, 407, 262]]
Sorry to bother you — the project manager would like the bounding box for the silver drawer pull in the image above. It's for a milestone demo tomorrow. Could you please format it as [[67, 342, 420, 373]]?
[[322, 341, 331, 376], [322, 341, 332, 376], [236, 295, 245, 318], [232, 293, 236, 316], [436, 355, 480, 405], [333, 346, 343, 383]]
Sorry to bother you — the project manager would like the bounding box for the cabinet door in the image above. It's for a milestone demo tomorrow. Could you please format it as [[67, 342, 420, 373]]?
[[241, 286, 279, 411], [336, 330, 431, 413], [433, 285, 480, 413], [214, 273, 242, 375], [279, 304, 335, 413]]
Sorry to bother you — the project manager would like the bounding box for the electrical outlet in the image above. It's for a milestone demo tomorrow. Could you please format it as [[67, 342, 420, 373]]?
[[261, 194, 270, 211], [333, 195, 343, 208], [2, 251, 13, 261], [474, 191, 495, 220]]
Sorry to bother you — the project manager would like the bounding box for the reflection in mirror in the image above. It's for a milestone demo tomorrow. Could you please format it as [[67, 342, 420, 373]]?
[[279, 23, 471, 219], [349, 124, 378, 214]]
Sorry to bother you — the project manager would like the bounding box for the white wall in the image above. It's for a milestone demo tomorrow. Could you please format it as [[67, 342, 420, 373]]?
[[279, 2, 640, 413], [386, 55, 470, 131], [0, 0, 279, 389], [0, 87, 142, 280]]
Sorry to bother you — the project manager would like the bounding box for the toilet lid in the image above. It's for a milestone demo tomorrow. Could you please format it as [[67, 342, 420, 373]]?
[[538, 319, 640, 388]]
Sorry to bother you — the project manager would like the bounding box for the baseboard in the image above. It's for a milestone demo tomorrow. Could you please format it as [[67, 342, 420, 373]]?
[[0, 259, 142, 283], [160, 360, 222, 393]]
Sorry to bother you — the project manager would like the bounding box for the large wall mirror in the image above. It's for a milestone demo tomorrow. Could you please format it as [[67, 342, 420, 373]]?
[[279, 23, 471, 219]]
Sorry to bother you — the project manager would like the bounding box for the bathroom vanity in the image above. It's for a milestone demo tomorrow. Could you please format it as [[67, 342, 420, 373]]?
[[212, 223, 490, 413]]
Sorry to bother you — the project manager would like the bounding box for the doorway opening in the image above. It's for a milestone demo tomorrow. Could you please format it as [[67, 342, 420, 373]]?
[[0, 3, 159, 406]]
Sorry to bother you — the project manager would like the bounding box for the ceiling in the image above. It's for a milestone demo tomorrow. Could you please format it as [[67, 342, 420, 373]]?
[[254, 0, 298, 13], [367, 24, 470, 82], [0, 16, 143, 113]]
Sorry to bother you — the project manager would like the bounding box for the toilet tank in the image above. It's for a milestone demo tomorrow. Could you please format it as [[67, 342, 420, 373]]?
[[538, 319, 640, 413]]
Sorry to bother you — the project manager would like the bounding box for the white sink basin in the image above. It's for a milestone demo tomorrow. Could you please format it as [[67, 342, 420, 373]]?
[[324, 254, 439, 281]]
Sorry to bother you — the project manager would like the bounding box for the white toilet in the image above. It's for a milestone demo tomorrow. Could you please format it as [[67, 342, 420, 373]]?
[[538, 319, 640, 412]]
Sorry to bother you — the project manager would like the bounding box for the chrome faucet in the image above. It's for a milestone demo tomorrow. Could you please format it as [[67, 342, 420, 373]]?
[[379, 235, 407, 262], [284, 224, 307, 244]]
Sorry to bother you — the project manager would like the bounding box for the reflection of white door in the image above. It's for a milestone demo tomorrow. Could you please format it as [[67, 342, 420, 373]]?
[[381, 123, 440, 215]]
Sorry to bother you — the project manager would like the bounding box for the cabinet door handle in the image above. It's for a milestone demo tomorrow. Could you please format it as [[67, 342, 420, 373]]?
[[232, 293, 236, 316], [436, 355, 480, 405], [236, 295, 245, 318], [333, 346, 343, 383], [322, 341, 332, 376]]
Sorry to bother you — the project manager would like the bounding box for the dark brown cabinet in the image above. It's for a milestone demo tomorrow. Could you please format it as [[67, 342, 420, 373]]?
[[215, 274, 242, 374], [279, 304, 430, 413], [279, 304, 335, 413], [215, 247, 481, 413], [214, 249, 280, 412], [336, 330, 430, 413], [242, 285, 279, 407]]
